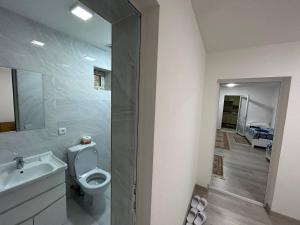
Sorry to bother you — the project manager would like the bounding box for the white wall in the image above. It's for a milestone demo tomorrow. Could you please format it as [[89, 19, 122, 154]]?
[[199, 41, 300, 220], [150, 0, 206, 225], [0, 67, 14, 122], [217, 83, 280, 129]]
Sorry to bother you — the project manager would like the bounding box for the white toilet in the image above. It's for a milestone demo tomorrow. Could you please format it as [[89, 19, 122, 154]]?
[[67, 142, 111, 212]]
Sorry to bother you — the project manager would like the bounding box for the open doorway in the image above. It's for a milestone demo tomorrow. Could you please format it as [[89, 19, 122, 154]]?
[[0, 0, 140, 225], [221, 95, 240, 130], [211, 80, 283, 204], [221, 95, 250, 135]]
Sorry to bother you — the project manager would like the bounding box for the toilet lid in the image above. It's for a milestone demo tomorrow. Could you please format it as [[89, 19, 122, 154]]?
[[74, 147, 98, 178]]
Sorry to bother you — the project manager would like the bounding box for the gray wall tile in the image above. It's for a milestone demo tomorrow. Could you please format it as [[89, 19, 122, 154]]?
[[0, 7, 111, 178], [111, 13, 140, 225]]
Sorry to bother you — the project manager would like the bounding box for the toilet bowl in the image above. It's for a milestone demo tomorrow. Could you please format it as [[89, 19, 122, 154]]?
[[77, 168, 111, 196], [67, 142, 111, 212]]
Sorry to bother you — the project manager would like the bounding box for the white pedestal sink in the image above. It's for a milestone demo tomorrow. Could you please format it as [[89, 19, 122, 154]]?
[[0, 152, 68, 225]]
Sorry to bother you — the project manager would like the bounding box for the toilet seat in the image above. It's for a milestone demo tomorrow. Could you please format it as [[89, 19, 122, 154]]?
[[74, 146, 111, 196], [74, 146, 98, 179], [78, 168, 111, 190]]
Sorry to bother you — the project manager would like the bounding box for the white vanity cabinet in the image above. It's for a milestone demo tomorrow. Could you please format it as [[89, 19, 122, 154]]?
[[0, 171, 67, 225], [0, 152, 67, 225], [34, 195, 66, 225]]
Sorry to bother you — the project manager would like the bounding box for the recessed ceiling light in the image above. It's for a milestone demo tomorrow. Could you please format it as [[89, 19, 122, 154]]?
[[84, 56, 96, 61], [31, 40, 45, 47], [226, 83, 238, 88], [71, 5, 93, 21]]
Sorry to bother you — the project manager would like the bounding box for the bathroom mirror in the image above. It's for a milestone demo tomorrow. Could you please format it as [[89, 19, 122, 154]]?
[[0, 67, 45, 133]]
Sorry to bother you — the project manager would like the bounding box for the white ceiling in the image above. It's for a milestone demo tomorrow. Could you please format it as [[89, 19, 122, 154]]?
[[192, 0, 300, 52], [0, 0, 111, 49]]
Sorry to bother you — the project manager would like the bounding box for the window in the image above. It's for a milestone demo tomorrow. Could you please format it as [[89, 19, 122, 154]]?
[[94, 68, 105, 90], [94, 67, 111, 91]]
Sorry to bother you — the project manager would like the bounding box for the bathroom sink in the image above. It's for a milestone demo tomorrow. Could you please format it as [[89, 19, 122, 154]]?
[[0, 152, 67, 195]]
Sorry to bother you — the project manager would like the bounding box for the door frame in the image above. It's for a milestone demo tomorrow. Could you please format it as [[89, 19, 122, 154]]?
[[210, 77, 291, 208], [79, 1, 142, 225], [80, 1, 161, 225]]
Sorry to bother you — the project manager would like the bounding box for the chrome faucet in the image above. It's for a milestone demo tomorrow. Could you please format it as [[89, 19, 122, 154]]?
[[13, 155, 24, 169]]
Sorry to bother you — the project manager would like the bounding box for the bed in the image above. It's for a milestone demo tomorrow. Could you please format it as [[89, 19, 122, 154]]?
[[245, 122, 274, 149], [266, 141, 272, 161]]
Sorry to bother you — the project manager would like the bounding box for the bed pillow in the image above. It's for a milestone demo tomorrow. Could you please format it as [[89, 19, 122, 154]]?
[[257, 128, 270, 133], [249, 122, 271, 128]]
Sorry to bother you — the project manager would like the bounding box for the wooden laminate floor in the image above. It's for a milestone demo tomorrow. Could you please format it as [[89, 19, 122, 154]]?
[[193, 187, 300, 225], [210, 130, 269, 203]]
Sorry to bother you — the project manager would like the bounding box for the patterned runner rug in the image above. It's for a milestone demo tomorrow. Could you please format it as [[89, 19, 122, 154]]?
[[233, 134, 250, 145], [213, 155, 224, 178], [215, 130, 230, 150]]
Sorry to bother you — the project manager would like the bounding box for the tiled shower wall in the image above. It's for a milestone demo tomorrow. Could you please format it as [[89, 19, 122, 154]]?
[[0, 6, 111, 176]]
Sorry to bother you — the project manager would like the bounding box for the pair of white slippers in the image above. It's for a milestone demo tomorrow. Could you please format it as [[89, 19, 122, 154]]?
[[186, 195, 208, 225]]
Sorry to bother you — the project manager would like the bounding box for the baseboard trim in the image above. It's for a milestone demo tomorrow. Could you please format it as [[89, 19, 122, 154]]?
[[272, 211, 300, 224], [265, 202, 300, 224], [264, 205, 300, 224], [264, 203, 271, 214], [194, 184, 209, 195]]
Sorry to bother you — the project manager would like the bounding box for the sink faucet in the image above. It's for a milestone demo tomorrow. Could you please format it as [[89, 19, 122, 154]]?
[[13, 154, 24, 169]]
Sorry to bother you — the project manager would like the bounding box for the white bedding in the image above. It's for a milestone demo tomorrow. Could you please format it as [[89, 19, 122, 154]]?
[[245, 121, 273, 148]]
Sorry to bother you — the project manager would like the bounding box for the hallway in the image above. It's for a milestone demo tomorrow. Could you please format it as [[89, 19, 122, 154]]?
[[194, 187, 300, 225], [211, 130, 269, 203]]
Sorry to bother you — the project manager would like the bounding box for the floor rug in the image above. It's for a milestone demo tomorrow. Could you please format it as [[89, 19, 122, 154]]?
[[215, 130, 230, 150], [213, 155, 224, 178], [233, 134, 250, 145]]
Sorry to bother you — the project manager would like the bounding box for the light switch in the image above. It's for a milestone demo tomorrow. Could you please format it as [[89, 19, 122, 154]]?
[[58, 128, 67, 135]]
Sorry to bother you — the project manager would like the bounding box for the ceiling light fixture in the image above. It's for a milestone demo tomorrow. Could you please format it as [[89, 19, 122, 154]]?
[[71, 5, 93, 21], [31, 40, 45, 47], [84, 56, 96, 61], [226, 83, 238, 88]]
